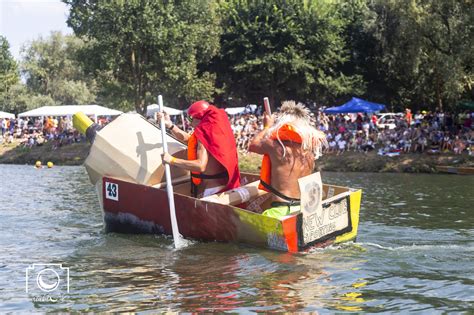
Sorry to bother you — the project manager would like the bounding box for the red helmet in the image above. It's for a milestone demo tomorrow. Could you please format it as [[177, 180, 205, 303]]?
[[188, 100, 210, 120]]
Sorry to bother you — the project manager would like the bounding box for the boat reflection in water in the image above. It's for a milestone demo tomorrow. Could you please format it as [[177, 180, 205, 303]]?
[[70, 240, 366, 312]]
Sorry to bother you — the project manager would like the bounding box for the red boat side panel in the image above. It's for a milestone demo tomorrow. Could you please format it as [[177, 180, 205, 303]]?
[[103, 177, 241, 242]]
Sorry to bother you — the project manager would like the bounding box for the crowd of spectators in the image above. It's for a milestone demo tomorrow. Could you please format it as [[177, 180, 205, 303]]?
[[226, 108, 474, 157], [2, 106, 473, 158], [0, 116, 111, 149]]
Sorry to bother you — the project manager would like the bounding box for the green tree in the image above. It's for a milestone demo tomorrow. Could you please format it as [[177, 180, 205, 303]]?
[[213, 0, 365, 107], [337, 1, 386, 103], [361, 0, 474, 111], [21, 31, 97, 105], [64, 0, 221, 114], [4, 84, 55, 113], [0, 36, 20, 111], [417, 0, 474, 110]]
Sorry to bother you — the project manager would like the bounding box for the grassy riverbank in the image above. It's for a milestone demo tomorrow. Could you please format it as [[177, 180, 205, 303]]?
[[0, 141, 90, 166], [1, 140, 473, 173]]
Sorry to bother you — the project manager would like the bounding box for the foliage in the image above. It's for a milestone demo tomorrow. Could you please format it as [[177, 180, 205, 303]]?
[[20, 31, 97, 106], [7, 0, 471, 113], [213, 0, 365, 107], [3, 84, 55, 113], [0, 36, 20, 111], [359, 0, 474, 111], [337, 1, 383, 103], [64, 0, 221, 114]]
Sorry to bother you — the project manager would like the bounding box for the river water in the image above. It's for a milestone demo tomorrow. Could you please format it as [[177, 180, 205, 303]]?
[[0, 164, 473, 312]]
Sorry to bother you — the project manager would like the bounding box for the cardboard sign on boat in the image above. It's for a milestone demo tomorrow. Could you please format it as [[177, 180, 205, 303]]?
[[299, 172, 350, 244], [84, 113, 189, 187]]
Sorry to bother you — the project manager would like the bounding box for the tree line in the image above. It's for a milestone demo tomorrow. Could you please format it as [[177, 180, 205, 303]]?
[[1, 0, 472, 115]]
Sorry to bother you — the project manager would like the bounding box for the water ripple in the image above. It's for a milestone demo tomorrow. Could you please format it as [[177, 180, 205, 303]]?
[[1, 166, 473, 312]]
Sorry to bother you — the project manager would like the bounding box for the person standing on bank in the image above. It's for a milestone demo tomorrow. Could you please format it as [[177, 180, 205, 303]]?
[[248, 101, 327, 219], [158, 100, 241, 198]]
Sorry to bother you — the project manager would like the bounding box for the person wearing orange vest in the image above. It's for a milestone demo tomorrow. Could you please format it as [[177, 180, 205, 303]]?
[[159, 100, 241, 198], [405, 108, 413, 126], [249, 101, 327, 219]]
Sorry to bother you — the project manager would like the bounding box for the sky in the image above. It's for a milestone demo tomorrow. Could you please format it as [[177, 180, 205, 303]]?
[[0, 0, 72, 61]]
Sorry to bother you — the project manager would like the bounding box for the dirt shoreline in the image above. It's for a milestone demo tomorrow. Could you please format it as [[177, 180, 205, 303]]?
[[0, 141, 91, 166], [1, 141, 473, 173]]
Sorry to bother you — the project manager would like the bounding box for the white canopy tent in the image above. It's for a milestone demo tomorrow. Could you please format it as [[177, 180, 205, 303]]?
[[224, 105, 257, 115], [18, 105, 123, 122], [0, 111, 15, 119], [147, 104, 186, 131], [147, 104, 183, 116]]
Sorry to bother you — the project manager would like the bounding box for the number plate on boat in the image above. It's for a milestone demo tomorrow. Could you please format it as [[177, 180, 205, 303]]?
[[105, 182, 119, 201]]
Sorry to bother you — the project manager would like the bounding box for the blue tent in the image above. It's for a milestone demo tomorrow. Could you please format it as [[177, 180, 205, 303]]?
[[324, 97, 386, 114]]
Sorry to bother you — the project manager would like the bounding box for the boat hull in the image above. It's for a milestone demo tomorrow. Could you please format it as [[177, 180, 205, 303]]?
[[436, 166, 474, 175], [102, 176, 362, 252]]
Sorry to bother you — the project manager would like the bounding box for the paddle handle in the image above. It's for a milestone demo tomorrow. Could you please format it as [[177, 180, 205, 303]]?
[[263, 97, 272, 115], [158, 95, 183, 248]]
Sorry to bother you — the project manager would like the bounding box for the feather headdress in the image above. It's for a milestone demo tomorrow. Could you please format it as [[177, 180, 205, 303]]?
[[266, 101, 328, 159]]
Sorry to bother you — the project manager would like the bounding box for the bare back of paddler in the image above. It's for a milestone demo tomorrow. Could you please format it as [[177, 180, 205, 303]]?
[[249, 101, 327, 219], [258, 140, 314, 202]]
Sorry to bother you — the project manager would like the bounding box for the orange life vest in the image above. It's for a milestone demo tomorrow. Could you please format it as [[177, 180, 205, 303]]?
[[187, 133, 201, 185], [259, 124, 303, 192]]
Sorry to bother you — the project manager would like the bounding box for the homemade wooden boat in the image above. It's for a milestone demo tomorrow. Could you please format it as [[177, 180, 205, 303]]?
[[436, 165, 474, 175], [74, 112, 362, 252], [102, 173, 361, 252]]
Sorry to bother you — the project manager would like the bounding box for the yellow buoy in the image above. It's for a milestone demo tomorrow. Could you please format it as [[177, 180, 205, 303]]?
[[47, 161, 54, 168], [35, 161, 42, 168]]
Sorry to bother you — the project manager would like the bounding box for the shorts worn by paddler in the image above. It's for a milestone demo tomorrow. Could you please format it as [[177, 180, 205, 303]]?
[[262, 201, 301, 219]]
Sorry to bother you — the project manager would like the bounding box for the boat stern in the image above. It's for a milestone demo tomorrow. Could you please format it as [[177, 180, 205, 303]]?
[[279, 186, 362, 253]]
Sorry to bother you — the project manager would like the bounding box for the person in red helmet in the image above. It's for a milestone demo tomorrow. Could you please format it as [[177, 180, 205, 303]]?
[[158, 100, 241, 198]]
